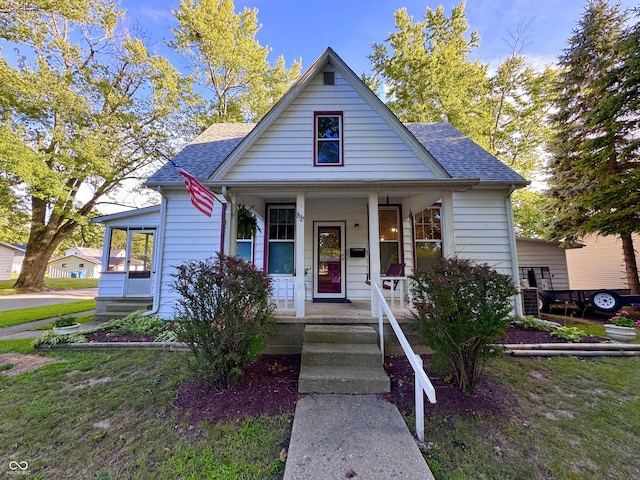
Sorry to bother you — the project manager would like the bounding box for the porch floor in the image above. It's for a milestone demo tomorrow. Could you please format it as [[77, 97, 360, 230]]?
[[275, 300, 413, 323]]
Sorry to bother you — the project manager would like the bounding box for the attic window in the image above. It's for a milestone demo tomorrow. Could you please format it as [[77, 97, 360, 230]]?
[[323, 71, 335, 85], [314, 112, 343, 166]]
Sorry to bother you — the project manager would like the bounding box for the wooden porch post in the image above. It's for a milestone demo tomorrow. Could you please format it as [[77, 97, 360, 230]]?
[[441, 191, 456, 258], [295, 192, 306, 318], [227, 193, 238, 257], [369, 192, 381, 316]]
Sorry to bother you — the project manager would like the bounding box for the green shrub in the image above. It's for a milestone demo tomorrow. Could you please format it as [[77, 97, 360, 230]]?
[[517, 315, 554, 331], [170, 253, 275, 391], [97, 310, 165, 335], [410, 257, 518, 394], [32, 331, 86, 348], [550, 326, 588, 342]]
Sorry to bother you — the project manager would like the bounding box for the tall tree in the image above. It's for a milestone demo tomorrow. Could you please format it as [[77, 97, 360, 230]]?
[[546, 0, 640, 293], [370, 2, 557, 236], [370, 2, 491, 148], [0, 0, 187, 290], [171, 0, 301, 128], [487, 26, 557, 179]]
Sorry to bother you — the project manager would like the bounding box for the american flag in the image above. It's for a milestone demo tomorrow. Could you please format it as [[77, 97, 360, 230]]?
[[171, 161, 216, 217]]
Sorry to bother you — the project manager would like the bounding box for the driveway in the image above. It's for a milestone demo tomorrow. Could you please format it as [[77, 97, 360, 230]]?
[[0, 288, 98, 312]]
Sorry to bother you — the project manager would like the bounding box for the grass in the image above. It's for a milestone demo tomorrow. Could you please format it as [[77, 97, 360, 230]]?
[[420, 356, 640, 479], [0, 339, 35, 354], [0, 348, 288, 479], [1, 299, 97, 329], [0, 300, 96, 329], [0, 278, 98, 295], [28, 314, 96, 331], [2, 342, 639, 479]]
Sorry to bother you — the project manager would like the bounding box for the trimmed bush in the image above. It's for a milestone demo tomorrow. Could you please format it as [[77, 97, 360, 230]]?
[[171, 253, 275, 390], [410, 257, 518, 394]]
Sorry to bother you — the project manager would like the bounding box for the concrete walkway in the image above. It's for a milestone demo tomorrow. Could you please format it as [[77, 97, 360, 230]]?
[[284, 394, 434, 480]]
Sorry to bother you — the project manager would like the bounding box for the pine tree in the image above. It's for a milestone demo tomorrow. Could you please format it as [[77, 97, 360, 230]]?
[[547, 0, 640, 293]]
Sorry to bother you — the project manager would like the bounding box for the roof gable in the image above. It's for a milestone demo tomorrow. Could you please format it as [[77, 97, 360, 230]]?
[[211, 48, 451, 182], [144, 48, 527, 188]]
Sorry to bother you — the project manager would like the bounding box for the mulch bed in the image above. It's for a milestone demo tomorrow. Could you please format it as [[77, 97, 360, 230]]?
[[83, 324, 607, 423]]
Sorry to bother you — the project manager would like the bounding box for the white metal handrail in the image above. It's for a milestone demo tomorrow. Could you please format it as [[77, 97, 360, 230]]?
[[372, 282, 436, 442]]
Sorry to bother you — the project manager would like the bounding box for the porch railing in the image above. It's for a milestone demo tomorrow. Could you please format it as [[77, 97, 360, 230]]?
[[270, 276, 295, 312], [372, 282, 436, 442]]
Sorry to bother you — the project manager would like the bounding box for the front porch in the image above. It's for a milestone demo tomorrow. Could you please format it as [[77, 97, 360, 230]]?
[[265, 298, 426, 355]]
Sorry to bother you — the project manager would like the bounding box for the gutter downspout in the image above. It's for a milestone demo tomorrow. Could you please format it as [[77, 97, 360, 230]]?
[[144, 187, 168, 316], [504, 184, 523, 317]]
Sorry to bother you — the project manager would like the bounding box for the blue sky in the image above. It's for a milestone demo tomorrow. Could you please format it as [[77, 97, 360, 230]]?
[[121, 0, 638, 74]]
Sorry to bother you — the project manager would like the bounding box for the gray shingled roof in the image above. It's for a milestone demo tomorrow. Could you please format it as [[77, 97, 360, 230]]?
[[146, 123, 255, 186], [146, 121, 526, 186], [405, 123, 527, 183]]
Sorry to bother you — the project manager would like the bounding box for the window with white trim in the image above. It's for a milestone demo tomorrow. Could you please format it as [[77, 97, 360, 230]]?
[[379, 206, 401, 273], [267, 206, 295, 274], [315, 112, 343, 165], [414, 207, 442, 271]]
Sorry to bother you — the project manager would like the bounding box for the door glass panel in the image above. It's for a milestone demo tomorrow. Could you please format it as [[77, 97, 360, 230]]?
[[317, 226, 342, 294], [129, 231, 154, 279]]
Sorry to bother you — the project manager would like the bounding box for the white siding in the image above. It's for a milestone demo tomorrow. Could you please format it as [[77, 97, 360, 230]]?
[[98, 273, 125, 296], [452, 190, 513, 276], [157, 191, 225, 318], [225, 70, 442, 182], [0, 244, 13, 280], [566, 233, 639, 290], [516, 239, 571, 290]]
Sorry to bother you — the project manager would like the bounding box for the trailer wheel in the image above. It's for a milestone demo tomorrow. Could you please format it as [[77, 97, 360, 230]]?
[[590, 290, 623, 313], [537, 293, 550, 313]]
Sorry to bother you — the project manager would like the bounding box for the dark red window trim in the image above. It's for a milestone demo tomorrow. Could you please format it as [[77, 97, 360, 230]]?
[[313, 111, 344, 167]]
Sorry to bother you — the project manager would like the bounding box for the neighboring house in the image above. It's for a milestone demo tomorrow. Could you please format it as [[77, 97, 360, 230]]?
[[515, 237, 576, 291], [94, 48, 528, 343], [47, 247, 126, 279], [0, 241, 25, 280], [48, 253, 101, 279], [566, 233, 640, 290]]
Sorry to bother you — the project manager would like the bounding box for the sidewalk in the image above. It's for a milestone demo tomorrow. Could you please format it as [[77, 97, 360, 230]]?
[[0, 313, 99, 340], [0, 288, 97, 311], [284, 394, 434, 480]]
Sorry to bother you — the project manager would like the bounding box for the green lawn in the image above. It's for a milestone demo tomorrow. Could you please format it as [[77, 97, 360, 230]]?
[[0, 300, 97, 328], [420, 356, 640, 479], [0, 348, 288, 479], [1, 343, 639, 479], [0, 278, 99, 295]]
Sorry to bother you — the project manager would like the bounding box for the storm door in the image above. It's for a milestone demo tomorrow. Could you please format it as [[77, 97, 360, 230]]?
[[125, 228, 155, 296], [314, 222, 346, 299]]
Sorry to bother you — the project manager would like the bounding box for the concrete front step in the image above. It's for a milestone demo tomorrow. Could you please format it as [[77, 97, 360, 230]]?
[[299, 325, 390, 394], [302, 342, 382, 367], [303, 324, 379, 344], [298, 365, 390, 394]]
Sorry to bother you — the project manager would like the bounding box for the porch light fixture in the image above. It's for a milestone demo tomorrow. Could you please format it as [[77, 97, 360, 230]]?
[[354, 223, 360, 230]]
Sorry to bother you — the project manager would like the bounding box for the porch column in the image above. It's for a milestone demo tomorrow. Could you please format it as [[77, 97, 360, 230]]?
[[441, 191, 456, 258], [227, 193, 238, 257], [368, 191, 381, 316], [295, 192, 305, 318]]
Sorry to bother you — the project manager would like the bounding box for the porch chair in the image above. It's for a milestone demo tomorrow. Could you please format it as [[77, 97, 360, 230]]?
[[365, 263, 406, 290]]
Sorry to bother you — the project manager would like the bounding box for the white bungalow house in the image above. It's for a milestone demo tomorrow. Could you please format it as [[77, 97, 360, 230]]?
[[94, 48, 528, 346], [0, 241, 25, 280]]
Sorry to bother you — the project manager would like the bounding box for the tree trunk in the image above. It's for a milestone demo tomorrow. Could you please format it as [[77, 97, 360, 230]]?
[[621, 234, 640, 295], [13, 208, 72, 290]]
